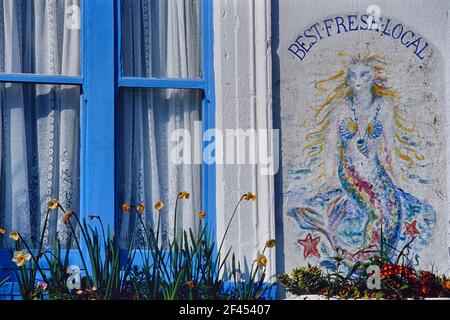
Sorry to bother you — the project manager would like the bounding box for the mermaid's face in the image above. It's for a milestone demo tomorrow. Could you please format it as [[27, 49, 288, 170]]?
[[346, 64, 374, 93]]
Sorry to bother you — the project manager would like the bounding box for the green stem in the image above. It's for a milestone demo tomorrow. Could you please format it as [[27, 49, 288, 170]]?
[[173, 195, 181, 241], [60, 204, 90, 250], [135, 208, 150, 248], [97, 217, 107, 248], [217, 195, 245, 263], [66, 218, 92, 288], [17, 233, 48, 283], [37, 209, 51, 255], [156, 212, 161, 246]]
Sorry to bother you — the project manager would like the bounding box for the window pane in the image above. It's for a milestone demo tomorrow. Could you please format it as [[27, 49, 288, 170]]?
[[121, 0, 201, 79], [118, 88, 202, 247], [0, 83, 80, 248], [0, 0, 81, 75]]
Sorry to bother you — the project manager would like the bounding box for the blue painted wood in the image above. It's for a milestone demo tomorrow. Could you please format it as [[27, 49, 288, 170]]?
[[201, 0, 217, 247], [116, 0, 123, 86], [82, 0, 116, 239], [119, 77, 204, 89], [0, 73, 83, 85]]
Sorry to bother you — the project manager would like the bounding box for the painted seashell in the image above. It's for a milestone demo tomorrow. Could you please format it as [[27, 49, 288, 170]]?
[[339, 118, 358, 140], [367, 119, 383, 139], [356, 139, 369, 157]]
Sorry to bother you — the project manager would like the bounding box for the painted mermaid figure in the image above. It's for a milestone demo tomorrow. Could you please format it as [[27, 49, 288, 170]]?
[[288, 54, 436, 268]]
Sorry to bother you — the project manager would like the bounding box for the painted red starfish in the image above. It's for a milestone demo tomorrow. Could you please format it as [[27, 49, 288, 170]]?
[[403, 220, 420, 238], [298, 233, 321, 259]]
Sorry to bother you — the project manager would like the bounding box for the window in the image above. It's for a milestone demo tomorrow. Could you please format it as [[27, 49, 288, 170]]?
[[0, 0, 215, 255], [118, 0, 208, 246], [0, 1, 82, 248], [121, 0, 202, 79]]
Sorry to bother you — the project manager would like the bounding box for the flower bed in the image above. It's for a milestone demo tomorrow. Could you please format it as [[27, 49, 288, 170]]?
[[278, 262, 450, 300], [0, 192, 276, 300]]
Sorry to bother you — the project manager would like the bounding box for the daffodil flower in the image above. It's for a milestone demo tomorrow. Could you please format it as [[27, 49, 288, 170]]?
[[0, 228, 6, 235], [9, 232, 19, 241], [136, 203, 145, 213], [12, 250, 31, 267], [257, 254, 267, 267]]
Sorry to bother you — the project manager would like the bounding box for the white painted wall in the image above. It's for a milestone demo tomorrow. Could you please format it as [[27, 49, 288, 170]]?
[[213, 0, 276, 279]]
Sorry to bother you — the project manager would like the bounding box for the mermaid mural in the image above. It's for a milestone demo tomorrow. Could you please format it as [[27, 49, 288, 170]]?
[[287, 53, 436, 268]]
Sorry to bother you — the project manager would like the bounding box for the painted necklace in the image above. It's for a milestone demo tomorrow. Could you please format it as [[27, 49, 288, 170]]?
[[346, 102, 383, 157]]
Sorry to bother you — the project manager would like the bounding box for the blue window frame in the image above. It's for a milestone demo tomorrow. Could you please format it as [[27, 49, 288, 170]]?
[[0, 0, 215, 270]]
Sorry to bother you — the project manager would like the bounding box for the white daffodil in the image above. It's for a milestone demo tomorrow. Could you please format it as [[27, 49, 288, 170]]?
[[12, 250, 32, 267]]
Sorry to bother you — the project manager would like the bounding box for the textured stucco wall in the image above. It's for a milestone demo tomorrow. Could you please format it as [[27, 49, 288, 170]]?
[[214, 0, 276, 279]]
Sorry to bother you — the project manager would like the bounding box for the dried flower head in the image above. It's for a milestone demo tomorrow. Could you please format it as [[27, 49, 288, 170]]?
[[185, 280, 195, 289], [47, 199, 59, 210], [178, 191, 190, 200], [265, 239, 276, 248], [198, 210, 206, 220], [243, 192, 257, 201], [136, 203, 145, 213], [9, 232, 19, 241], [121, 204, 131, 212], [62, 211, 74, 225], [154, 201, 165, 212]]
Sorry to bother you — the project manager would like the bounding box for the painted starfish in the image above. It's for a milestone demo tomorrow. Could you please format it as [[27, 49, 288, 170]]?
[[403, 220, 420, 238], [298, 233, 321, 259]]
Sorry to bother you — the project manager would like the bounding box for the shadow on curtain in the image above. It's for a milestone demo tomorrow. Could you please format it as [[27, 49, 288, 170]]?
[[119, 0, 202, 248], [0, 0, 81, 248]]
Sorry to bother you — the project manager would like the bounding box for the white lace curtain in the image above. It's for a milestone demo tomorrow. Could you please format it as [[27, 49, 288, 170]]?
[[0, 0, 201, 249], [0, 0, 80, 247], [119, 0, 202, 247]]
